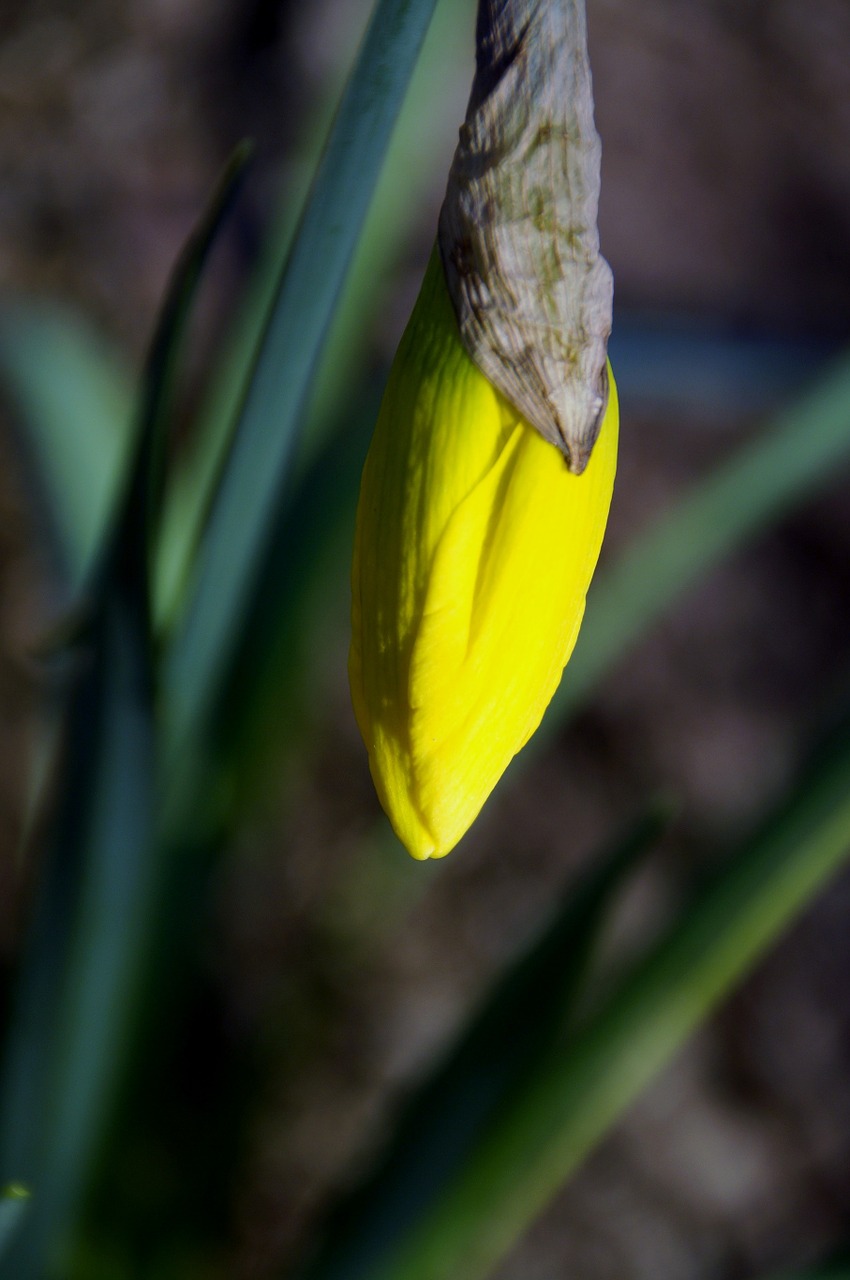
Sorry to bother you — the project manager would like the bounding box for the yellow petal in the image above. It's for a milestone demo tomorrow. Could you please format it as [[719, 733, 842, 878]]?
[[349, 248, 618, 859]]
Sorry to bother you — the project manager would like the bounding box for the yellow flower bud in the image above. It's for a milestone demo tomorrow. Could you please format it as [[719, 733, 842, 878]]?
[[349, 248, 618, 859]]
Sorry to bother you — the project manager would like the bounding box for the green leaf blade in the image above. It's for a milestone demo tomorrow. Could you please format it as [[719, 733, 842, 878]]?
[[367, 737, 850, 1280], [553, 352, 850, 725], [0, 149, 252, 1279], [300, 804, 671, 1280], [0, 592, 156, 1279], [162, 0, 441, 761]]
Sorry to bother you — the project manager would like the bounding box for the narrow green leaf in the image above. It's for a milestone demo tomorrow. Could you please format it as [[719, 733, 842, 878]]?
[[551, 352, 850, 727], [300, 0, 473, 457], [366, 734, 850, 1280], [152, 63, 343, 635], [161, 0, 441, 766], [300, 803, 672, 1280], [0, 302, 133, 588], [0, 149, 251, 1278], [117, 140, 254, 602], [0, 596, 156, 1280]]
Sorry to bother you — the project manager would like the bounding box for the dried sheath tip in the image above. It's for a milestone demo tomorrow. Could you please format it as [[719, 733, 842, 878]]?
[[438, 0, 613, 473]]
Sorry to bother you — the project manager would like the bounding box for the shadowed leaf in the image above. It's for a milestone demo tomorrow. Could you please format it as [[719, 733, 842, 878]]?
[[299, 802, 672, 1280]]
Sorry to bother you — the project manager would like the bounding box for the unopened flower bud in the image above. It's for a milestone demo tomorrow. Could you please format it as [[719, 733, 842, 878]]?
[[349, 0, 616, 857], [349, 248, 617, 858]]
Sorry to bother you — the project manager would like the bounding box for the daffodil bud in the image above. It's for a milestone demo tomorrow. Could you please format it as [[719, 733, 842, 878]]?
[[349, 249, 617, 859], [349, 0, 616, 859]]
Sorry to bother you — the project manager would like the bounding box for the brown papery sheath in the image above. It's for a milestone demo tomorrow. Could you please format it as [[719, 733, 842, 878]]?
[[438, 0, 613, 474]]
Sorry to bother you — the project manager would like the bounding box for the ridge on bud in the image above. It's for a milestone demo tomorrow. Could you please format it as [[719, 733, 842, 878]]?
[[349, 248, 618, 859]]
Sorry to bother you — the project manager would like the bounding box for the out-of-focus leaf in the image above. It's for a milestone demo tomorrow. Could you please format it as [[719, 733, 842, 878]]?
[[549, 351, 850, 729], [0, 594, 156, 1280], [299, 803, 672, 1280], [0, 302, 133, 588], [0, 147, 251, 1279], [161, 0, 441, 773], [121, 142, 253, 591], [152, 183, 307, 639], [358, 732, 850, 1280]]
